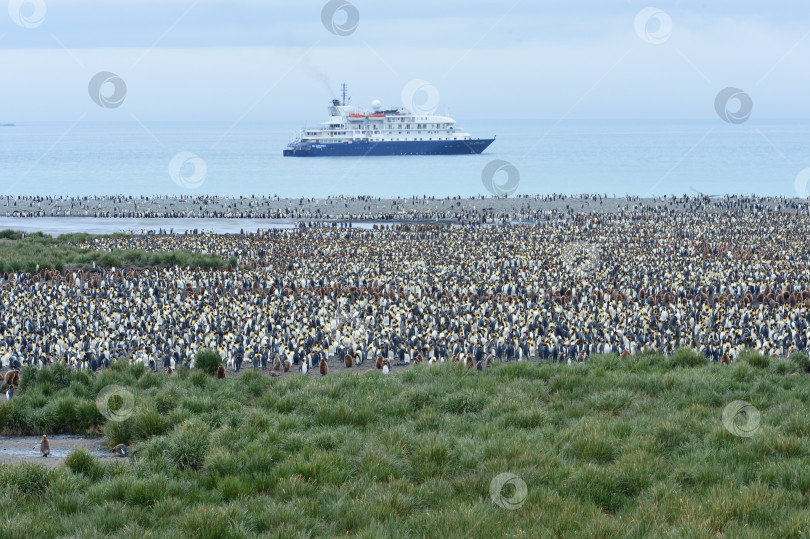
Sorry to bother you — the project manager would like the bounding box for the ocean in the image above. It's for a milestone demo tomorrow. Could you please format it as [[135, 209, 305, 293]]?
[[1, 119, 808, 198]]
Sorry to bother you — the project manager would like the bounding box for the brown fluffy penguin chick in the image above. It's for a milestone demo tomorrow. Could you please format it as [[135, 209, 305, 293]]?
[[4, 370, 19, 387], [167, 367, 173, 375], [283, 359, 292, 372], [475, 360, 483, 371], [721, 353, 730, 365], [414, 354, 423, 364], [345, 354, 353, 368], [465, 354, 474, 368], [376, 356, 383, 369], [40, 435, 50, 457], [273, 356, 281, 371], [216, 365, 226, 379], [319, 358, 328, 376], [621, 350, 630, 358]]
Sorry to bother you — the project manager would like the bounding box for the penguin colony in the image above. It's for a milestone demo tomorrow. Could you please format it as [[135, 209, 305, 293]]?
[[2, 193, 806, 222], [1, 194, 810, 379]]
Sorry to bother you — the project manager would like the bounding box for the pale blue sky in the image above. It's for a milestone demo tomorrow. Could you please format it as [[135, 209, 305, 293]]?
[[1, 0, 808, 122]]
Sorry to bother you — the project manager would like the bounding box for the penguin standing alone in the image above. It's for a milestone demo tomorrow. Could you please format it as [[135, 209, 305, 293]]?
[[40, 435, 50, 457]]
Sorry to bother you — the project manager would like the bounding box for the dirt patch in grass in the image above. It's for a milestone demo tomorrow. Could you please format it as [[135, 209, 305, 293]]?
[[0, 435, 117, 467]]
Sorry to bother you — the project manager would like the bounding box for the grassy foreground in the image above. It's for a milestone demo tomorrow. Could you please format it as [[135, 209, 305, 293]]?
[[0, 230, 224, 272], [2, 350, 810, 537]]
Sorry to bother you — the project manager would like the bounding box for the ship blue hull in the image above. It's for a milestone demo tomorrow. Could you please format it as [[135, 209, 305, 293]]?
[[283, 138, 494, 157]]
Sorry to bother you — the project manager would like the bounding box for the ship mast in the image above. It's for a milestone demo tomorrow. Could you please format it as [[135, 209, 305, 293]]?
[[341, 83, 348, 106]]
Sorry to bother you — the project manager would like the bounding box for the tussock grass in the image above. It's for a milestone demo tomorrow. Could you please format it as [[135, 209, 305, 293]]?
[[65, 447, 104, 481], [1, 351, 810, 536], [0, 230, 223, 273], [193, 348, 222, 376]]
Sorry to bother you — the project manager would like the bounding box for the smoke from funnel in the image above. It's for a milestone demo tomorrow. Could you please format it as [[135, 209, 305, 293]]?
[[301, 54, 336, 99]]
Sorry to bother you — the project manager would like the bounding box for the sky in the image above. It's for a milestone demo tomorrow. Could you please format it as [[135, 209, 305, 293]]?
[[1, 0, 809, 122]]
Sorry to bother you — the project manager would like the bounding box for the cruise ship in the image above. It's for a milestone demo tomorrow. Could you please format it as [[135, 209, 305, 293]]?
[[283, 85, 494, 157]]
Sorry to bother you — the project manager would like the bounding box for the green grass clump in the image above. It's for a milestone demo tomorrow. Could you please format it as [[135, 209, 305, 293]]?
[[790, 352, 810, 373], [164, 419, 211, 471], [0, 350, 809, 536], [669, 347, 706, 368], [193, 348, 222, 376], [739, 349, 771, 369], [65, 447, 104, 480], [1, 461, 53, 499], [0, 229, 224, 273]]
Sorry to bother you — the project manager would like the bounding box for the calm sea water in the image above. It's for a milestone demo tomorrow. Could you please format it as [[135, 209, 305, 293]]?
[[1, 119, 808, 198]]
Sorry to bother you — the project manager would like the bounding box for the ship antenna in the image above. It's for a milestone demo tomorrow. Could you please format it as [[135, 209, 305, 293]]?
[[341, 83, 347, 106]]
